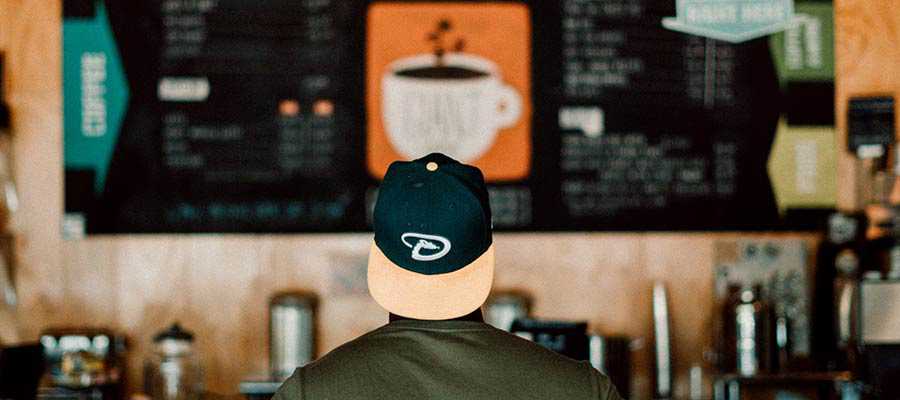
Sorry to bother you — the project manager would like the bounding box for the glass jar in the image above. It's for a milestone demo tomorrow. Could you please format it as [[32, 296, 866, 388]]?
[[144, 323, 203, 400]]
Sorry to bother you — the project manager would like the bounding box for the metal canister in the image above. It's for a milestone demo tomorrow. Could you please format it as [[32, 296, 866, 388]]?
[[652, 282, 672, 399], [269, 291, 317, 380]]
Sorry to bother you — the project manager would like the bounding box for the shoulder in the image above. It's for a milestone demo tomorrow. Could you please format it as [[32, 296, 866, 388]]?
[[295, 325, 397, 376], [272, 368, 304, 400], [483, 330, 625, 399], [588, 366, 625, 400], [484, 328, 587, 368], [272, 328, 389, 400]]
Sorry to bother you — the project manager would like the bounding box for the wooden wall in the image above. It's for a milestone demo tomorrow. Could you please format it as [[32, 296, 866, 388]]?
[[2, 0, 876, 398], [835, 0, 900, 211]]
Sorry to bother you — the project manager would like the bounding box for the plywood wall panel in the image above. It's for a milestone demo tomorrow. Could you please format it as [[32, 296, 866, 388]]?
[[3, 0, 66, 338], [835, 0, 900, 210]]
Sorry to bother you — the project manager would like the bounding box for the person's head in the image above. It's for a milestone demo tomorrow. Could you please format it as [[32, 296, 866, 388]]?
[[368, 153, 494, 320]]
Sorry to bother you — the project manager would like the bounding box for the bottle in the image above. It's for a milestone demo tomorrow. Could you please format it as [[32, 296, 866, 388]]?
[[770, 271, 793, 372], [834, 251, 860, 372], [812, 213, 866, 371], [734, 286, 768, 376], [0, 53, 17, 232], [863, 144, 900, 277], [144, 323, 204, 400], [0, 53, 17, 322]]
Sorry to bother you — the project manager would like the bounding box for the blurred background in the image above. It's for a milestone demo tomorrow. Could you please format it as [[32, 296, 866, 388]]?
[[0, 0, 898, 399]]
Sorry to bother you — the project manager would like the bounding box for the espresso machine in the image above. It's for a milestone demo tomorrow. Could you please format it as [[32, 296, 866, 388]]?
[[842, 95, 899, 399]]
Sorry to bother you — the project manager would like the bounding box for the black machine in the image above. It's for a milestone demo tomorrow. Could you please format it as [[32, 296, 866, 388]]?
[[0, 343, 45, 400]]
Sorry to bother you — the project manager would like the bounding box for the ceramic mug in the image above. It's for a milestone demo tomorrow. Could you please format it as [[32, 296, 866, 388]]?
[[382, 54, 522, 162]]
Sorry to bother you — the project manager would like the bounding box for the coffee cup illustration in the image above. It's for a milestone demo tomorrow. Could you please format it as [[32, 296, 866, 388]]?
[[381, 53, 523, 162]]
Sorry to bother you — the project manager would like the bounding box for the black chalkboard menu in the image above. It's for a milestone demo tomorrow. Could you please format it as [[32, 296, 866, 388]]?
[[63, 0, 784, 234]]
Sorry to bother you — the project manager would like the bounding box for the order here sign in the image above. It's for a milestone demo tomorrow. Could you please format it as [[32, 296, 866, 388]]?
[[663, 0, 799, 43]]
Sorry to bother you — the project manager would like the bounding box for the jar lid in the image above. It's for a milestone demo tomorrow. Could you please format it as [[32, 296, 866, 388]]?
[[270, 291, 318, 307], [153, 322, 194, 343]]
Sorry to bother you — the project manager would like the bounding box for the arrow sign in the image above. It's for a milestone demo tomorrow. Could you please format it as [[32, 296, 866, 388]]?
[[663, 0, 800, 43]]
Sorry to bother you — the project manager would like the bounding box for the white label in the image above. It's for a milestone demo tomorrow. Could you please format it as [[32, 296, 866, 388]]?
[[857, 144, 885, 159], [784, 23, 804, 70], [81, 53, 107, 137], [158, 77, 210, 102], [803, 16, 823, 68], [559, 107, 604, 138], [63, 213, 87, 240], [794, 140, 817, 195]]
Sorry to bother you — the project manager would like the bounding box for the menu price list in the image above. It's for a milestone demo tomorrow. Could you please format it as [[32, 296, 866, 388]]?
[[561, 133, 739, 218], [561, 0, 740, 109], [88, 0, 367, 232], [158, 0, 348, 180], [553, 0, 780, 229], [161, 112, 339, 182]]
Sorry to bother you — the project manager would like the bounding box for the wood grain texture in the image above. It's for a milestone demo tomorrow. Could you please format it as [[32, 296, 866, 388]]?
[[0, 1, 821, 397], [835, 0, 900, 211]]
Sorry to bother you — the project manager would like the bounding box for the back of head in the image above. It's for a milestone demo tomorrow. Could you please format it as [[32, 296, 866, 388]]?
[[368, 153, 494, 320]]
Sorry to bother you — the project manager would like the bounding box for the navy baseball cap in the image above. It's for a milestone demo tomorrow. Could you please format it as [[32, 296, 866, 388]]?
[[368, 153, 495, 320]]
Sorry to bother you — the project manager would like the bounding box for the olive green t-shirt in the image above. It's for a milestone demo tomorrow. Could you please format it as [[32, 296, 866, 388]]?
[[273, 319, 624, 400]]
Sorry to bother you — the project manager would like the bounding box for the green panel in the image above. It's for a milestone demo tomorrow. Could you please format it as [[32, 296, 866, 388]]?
[[771, 2, 835, 83], [63, 3, 129, 193]]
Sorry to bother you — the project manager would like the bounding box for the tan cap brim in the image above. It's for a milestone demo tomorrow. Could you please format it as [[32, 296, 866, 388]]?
[[368, 241, 494, 320]]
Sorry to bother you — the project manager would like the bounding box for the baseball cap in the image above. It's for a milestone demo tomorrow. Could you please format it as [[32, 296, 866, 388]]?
[[368, 153, 494, 320]]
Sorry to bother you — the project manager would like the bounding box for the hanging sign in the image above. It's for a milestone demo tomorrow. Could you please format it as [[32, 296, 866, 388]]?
[[663, 0, 799, 43]]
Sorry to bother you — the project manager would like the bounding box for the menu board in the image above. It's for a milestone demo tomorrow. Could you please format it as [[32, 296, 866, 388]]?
[[63, 0, 786, 234]]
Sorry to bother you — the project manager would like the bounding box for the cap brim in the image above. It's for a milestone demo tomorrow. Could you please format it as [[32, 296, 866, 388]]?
[[368, 241, 494, 320]]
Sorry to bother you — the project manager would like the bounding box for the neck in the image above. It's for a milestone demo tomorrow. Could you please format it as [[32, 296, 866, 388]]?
[[389, 309, 484, 323]]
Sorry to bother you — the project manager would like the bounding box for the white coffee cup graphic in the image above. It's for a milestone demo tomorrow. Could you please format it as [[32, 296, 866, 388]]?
[[382, 53, 522, 162]]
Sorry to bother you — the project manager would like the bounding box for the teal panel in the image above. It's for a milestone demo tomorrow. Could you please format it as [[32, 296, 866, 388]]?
[[63, 2, 129, 193]]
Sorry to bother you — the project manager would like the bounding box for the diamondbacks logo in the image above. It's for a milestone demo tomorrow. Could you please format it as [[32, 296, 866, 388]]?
[[401, 233, 451, 261]]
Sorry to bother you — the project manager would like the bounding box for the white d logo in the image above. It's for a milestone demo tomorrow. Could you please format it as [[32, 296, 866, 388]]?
[[401, 233, 452, 262]]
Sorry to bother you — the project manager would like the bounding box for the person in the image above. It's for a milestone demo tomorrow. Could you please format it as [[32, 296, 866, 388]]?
[[273, 153, 623, 400]]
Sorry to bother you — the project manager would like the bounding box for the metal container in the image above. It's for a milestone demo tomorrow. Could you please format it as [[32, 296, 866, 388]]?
[[269, 291, 317, 380], [652, 282, 673, 399], [860, 279, 900, 398], [734, 286, 768, 376]]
